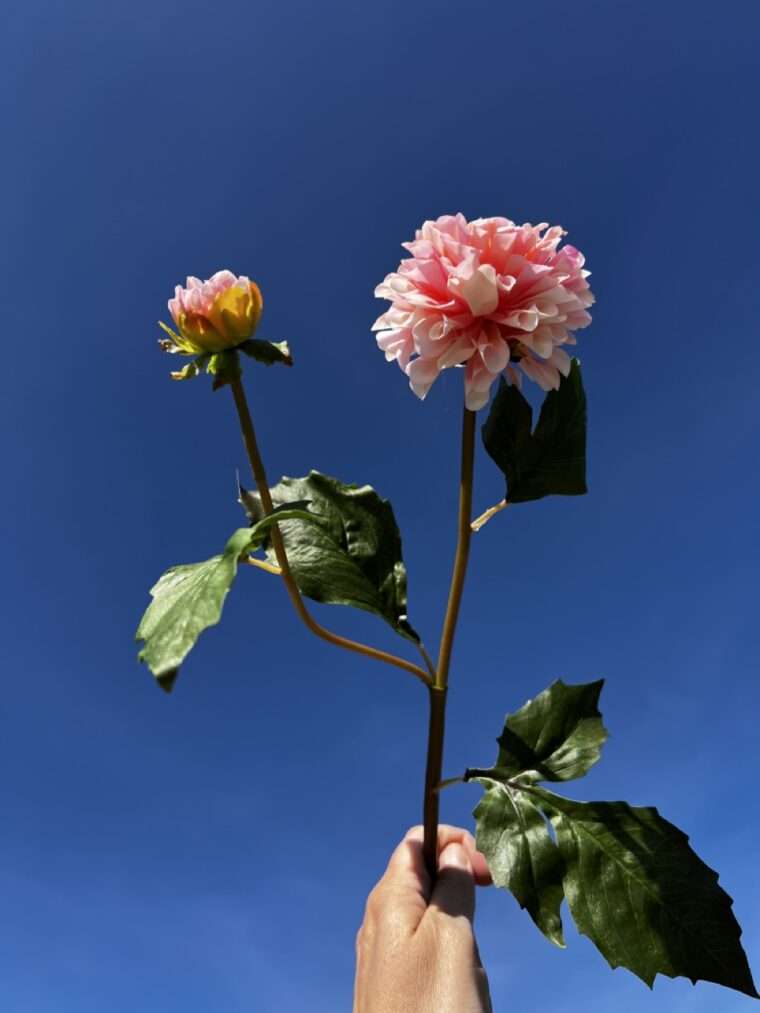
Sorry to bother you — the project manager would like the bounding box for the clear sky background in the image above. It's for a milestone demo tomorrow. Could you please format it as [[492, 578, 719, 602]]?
[[2, 1, 759, 1010]]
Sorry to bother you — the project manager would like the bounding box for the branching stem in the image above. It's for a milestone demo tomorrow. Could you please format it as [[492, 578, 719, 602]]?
[[229, 375, 433, 688]]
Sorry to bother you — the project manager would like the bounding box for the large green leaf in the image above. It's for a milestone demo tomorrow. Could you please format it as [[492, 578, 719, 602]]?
[[532, 789, 758, 998], [136, 508, 315, 690], [482, 358, 587, 503], [472, 780, 565, 947], [240, 470, 419, 643], [471, 679, 608, 784], [465, 678, 756, 996]]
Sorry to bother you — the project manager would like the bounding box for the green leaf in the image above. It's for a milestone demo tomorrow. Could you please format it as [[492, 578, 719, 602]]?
[[136, 508, 317, 690], [136, 527, 250, 691], [240, 470, 419, 643], [169, 356, 212, 382], [533, 789, 758, 998], [472, 780, 565, 947], [237, 480, 310, 527], [482, 358, 587, 503], [473, 679, 608, 784], [238, 338, 293, 367]]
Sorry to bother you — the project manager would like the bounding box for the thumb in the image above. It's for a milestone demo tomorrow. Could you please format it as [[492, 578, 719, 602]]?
[[430, 841, 476, 923]]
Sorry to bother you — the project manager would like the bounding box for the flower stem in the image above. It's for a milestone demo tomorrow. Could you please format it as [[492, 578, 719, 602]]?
[[417, 643, 437, 681], [229, 375, 433, 688], [422, 684, 447, 873], [422, 408, 477, 879]]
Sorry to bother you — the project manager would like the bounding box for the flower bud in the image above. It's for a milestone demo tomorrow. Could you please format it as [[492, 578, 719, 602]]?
[[164, 270, 263, 355]]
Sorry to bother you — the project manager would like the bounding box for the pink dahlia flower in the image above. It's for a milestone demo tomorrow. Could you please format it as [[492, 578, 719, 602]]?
[[164, 270, 263, 355], [373, 214, 594, 410]]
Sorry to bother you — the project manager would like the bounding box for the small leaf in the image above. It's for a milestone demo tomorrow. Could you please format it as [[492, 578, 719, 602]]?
[[532, 789, 758, 998], [474, 679, 608, 784], [136, 527, 252, 688], [136, 508, 318, 688], [241, 470, 419, 643], [482, 358, 587, 503], [238, 338, 293, 367], [472, 779, 565, 947], [170, 358, 207, 381]]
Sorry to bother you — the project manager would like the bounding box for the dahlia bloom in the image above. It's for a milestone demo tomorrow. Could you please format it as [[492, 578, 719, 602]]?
[[373, 214, 594, 410], [162, 270, 263, 355]]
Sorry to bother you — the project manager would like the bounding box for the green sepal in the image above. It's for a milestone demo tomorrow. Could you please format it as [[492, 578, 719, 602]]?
[[207, 350, 242, 391], [471, 779, 565, 947], [531, 787, 759, 998], [158, 319, 196, 355], [240, 470, 420, 643], [238, 338, 293, 367], [136, 507, 318, 690], [169, 354, 212, 382], [482, 358, 587, 503], [474, 679, 608, 785]]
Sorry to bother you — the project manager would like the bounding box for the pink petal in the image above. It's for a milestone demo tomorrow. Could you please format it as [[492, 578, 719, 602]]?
[[478, 329, 510, 373], [406, 357, 440, 400], [520, 355, 560, 391], [549, 346, 572, 377], [448, 260, 500, 316]]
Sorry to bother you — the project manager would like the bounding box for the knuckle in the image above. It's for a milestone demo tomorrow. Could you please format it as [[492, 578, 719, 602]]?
[[364, 883, 386, 919], [438, 912, 474, 946]]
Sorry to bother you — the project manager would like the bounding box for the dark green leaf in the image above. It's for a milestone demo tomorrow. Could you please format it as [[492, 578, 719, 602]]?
[[482, 358, 587, 503], [238, 338, 293, 367], [473, 679, 608, 784], [532, 788, 758, 998], [237, 480, 310, 527], [472, 779, 565, 947], [136, 508, 317, 689], [241, 470, 419, 643]]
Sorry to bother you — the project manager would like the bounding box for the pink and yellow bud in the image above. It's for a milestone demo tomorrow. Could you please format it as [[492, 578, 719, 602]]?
[[166, 270, 263, 354]]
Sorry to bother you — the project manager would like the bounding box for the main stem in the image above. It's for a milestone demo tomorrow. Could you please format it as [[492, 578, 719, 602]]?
[[422, 408, 476, 879], [229, 375, 432, 687]]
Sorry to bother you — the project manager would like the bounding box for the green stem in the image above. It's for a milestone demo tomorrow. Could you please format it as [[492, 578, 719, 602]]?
[[422, 408, 477, 879], [229, 375, 433, 688]]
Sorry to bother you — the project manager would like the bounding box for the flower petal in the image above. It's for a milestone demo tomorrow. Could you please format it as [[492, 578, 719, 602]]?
[[448, 260, 500, 316]]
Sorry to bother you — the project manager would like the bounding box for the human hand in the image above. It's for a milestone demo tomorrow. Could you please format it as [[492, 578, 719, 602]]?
[[353, 824, 493, 1013]]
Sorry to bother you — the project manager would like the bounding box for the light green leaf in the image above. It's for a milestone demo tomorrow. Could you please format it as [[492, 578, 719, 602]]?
[[532, 789, 758, 998], [136, 508, 317, 690], [169, 359, 205, 381], [472, 780, 565, 947], [482, 358, 587, 504], [473, 679, 607, 785], [240, 470, 419, 643]]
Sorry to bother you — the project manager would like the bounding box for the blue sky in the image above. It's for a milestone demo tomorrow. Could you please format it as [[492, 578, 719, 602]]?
[[2, 0, 759, 1010]]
